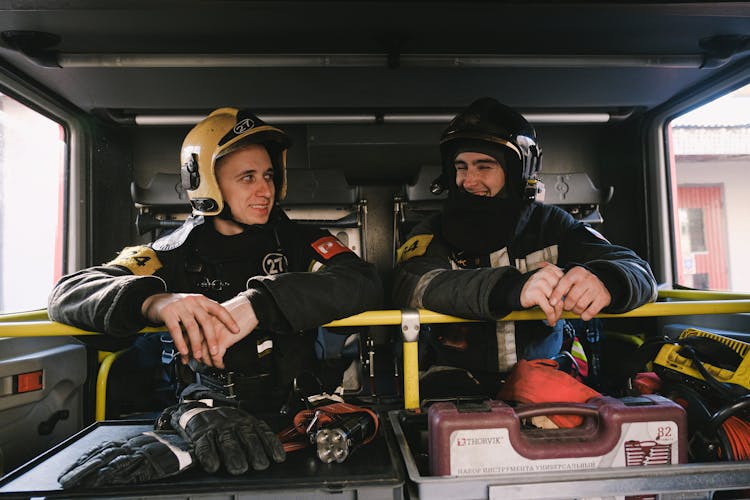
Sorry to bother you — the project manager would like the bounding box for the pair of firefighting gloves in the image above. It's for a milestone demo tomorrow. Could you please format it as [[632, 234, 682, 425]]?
[[57, 384, 285, 489]]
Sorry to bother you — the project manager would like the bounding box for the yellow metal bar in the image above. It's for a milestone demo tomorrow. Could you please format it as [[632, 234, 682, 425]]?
[[327, 299, 750, 327], [4, 300, 750, 337], [96, 350, 124, 421], [0, 309, 49, 322], [403, 342, 420, 410], [0, 322, 164, 337], [596, 300, 750, 317], [658, 289, 750, 301], [400, 308, 422, 411], [6, 298, 750, 414], [326, 309, 406, 327]]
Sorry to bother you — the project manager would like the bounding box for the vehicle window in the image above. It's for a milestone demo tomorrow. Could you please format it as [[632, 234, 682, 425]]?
[[0, 93, 66, 313], [669, 84, 750, 291]]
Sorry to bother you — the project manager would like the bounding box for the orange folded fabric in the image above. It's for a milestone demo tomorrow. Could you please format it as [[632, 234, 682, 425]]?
[[498, 359, 601, 428]]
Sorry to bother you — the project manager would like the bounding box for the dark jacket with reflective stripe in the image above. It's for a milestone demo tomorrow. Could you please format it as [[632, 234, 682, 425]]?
[[393, 202, 657, 321]]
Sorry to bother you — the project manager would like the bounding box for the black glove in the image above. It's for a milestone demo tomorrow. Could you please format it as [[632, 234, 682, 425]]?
[[165, 401, 286, 474], [58, 431, 194, 489]]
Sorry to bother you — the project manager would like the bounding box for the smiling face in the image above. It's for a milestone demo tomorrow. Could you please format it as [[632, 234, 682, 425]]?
[[213, 143, 275, 234], [454, 151, 506, 197]]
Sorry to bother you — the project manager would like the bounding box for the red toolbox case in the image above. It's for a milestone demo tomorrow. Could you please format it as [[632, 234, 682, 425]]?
[[428, 395, 687, 477]]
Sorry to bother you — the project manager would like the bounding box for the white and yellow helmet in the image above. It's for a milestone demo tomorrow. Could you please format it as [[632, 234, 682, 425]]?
[[180, 107, 291, 215]]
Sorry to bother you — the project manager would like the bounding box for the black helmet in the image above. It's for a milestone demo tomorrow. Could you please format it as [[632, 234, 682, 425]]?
[[439, 97, 543, 201]]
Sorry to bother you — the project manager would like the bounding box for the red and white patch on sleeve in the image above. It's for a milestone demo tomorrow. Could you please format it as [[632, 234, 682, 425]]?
[[311, 235, 352, 260]]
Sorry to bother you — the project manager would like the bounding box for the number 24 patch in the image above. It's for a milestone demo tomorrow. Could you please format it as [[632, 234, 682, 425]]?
[[396, 234, 433, 263], [107, 246, 163, 275]]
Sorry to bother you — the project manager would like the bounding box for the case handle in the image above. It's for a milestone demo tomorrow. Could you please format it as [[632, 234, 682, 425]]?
[[514, 402, 599, 420]]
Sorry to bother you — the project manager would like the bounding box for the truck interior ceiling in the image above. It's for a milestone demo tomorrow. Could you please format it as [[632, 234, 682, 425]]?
[[0, 1, 749, 499]]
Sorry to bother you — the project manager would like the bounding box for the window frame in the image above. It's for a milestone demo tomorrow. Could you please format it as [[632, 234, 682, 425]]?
[[0, 68, 88, 312], [645, 60, 750, 291]]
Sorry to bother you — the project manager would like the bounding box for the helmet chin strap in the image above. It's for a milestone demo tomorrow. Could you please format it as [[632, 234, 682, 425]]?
[[217, 203, 235, 221], [217, 203, 256, 231], [216, 202, 277, 231]]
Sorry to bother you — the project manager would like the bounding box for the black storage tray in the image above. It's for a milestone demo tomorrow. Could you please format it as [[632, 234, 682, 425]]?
[[0, 420, 404, 499]]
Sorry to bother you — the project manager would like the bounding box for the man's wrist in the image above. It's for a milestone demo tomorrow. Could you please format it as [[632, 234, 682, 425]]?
[[223, 295, 258, 335], [140, 294, 158, 319], [129, 278, 170, 324], [141, 292, 174, 323]]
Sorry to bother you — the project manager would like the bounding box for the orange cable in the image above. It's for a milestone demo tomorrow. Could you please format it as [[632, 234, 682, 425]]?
[[720, 416, 750, 460]]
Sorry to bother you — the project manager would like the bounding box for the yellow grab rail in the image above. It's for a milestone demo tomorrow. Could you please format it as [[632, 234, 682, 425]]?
[[0, 308, 49, 322], [657, 289, 750, 300], [4, 291, 750, 414], [0, 322, 163, 337], [2, 287, 743, 327], [3, 299, 750, 336], [96, 351, 124, 421]]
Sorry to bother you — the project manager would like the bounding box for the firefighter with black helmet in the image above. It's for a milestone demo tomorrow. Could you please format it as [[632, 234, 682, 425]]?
[[393, 97, 657, 398], [49, 108, 382, 486]]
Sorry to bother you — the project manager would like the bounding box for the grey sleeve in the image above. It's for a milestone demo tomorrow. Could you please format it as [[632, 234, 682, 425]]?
[[392, 233, 522, 321], [48, 266, 167, 336]]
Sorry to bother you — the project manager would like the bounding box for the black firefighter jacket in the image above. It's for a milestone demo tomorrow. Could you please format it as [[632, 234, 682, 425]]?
[[48, 209, 382, 392], [392, 202, 657, 374]]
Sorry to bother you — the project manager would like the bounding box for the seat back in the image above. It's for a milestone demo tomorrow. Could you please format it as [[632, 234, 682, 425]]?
[[539, 172, 613, 225], [280, 168, 366, 259], [131, 173, 191, 236], [393, 165, 446, 262], [130, 169, 369, 395], [130, 168, 369, 253], [393, 168, 612, 263], [280, 168, 369, 395]]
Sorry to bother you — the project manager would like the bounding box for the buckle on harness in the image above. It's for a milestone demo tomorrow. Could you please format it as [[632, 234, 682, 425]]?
[[196, 370, 237, 399], [159, 333, 178, 365]]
